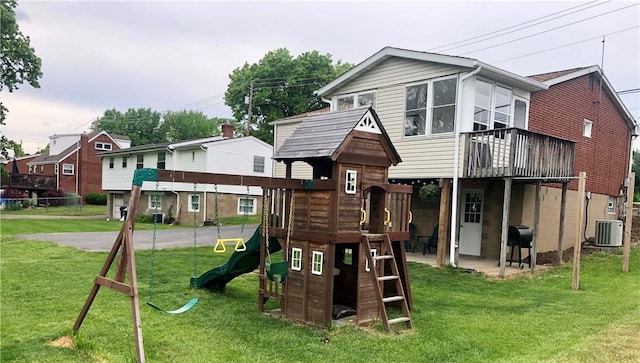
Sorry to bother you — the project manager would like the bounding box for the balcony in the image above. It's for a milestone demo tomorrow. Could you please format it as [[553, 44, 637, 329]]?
[[463, 128, 575, 179], [1, 173, 57, 190]]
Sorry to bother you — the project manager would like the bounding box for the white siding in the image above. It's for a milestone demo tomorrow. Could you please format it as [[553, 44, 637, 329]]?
[[332, 57, 461, 96], [50, 134, 80, 155], [101, 155, 136, 190], [173, 148, 206, 172]]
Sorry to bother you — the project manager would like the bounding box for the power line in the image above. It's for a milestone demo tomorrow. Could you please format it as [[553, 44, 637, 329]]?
[[458, 2, 639, 56], [617, 88, 640, 95], [491, 26, 640, 64], [431, 0, 610, 53]]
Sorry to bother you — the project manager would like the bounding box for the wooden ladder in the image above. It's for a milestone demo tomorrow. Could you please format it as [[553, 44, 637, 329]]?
[[362, 233, 412, 330]]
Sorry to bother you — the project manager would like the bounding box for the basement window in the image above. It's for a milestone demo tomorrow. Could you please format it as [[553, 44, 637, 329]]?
[[312, 251, 323, 275], [291, 248, 302, 271], [607, 196, 616, 214]]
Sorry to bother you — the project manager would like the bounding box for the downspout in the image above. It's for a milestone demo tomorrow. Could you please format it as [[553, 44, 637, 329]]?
[[450, 66, 482, 267], [203, 190, 207, 224], [75, 140, 80, 195]]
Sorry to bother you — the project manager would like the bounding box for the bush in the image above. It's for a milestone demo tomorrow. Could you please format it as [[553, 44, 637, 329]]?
[[136, 214, 154, 224], [1, 188, 25, 199], [86, 192, 107, 205], [42, 189, 66, 207], [419, 183, 441, 203]]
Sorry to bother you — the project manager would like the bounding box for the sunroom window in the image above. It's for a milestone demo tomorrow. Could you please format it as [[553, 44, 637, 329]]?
[[404, 77, 457, 136], [474, 79, 519, 131], [335, 91, 376, 111]]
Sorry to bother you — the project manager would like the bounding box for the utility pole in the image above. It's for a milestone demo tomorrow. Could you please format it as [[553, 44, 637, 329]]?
[[246, 81, 254, 137]]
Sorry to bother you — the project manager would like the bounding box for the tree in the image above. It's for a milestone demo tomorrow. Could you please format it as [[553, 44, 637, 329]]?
[[224, 48, 352, 144], [36, 143, 49, 154], [632, 150, 640, 201], [157, 110, 235, 142], [0, 0, 43, 158], [92, 108, 162, 146]]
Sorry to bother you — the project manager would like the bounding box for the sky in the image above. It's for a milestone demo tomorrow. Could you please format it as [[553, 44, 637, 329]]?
[[2, 0, 639, 155]]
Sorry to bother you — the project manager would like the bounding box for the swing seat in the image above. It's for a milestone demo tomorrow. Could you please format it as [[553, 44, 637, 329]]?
[[266, 261, 289, 283], [147, 297, 198, 314], [215, 238, 246, 253]]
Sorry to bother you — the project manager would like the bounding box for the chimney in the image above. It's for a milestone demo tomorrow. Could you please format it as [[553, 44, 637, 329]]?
[[221, 123, 234, 138]]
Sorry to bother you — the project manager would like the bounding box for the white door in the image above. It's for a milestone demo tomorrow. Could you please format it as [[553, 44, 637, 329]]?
[[112, 194, 124, 219], [459, 190, 484, 256]]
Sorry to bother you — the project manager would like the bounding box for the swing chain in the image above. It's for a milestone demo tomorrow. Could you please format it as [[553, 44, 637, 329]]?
[[147, 182, 160, 303], [263, 191, 271, 265], [192, 183, 199, 278], [240, 185, 250, 236], [214, 184, 221, 240], [286, 191, 295, 258]]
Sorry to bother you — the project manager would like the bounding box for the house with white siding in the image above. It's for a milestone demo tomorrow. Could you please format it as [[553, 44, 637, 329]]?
[[101, 124, 273, 225], [271, 47, 635, 276]]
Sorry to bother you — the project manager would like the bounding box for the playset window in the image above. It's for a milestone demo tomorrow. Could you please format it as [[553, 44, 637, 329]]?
[[291, 248, 302, 271], [343, 248, 353, 265], [345, 170, 357, 194], [312, 251, 323, 275]]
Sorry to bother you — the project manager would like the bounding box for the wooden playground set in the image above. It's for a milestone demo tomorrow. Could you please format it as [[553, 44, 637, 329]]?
[[72, 108, 414, 362]]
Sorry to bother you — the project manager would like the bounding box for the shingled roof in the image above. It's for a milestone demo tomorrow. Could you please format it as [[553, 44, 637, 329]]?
[[273, 107, 401, 164]]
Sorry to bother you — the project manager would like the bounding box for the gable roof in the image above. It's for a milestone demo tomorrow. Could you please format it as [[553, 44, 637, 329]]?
[[29, 144, 78, 165], [316, 46, 548, 96], [529, 65, 636, 130], [273, 107, 401, 164]]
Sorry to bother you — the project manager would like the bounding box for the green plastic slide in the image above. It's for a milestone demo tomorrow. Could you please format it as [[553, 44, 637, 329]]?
[[190, 225, 282, 292]]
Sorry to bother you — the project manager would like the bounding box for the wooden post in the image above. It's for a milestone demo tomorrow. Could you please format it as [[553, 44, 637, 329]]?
[[623, 171, 634, 272], [530, 181, 541, 272], [499, 178, 512, 278], [572, 172, 586, 290], [557, 182, 568, 266], [437, 179, 451, 266]]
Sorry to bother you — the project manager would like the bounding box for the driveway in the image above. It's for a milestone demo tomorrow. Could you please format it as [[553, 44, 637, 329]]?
[[18, 224, 260, 252]]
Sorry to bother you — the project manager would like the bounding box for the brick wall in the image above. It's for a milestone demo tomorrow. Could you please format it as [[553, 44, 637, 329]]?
[[529, 73, 633, 196]]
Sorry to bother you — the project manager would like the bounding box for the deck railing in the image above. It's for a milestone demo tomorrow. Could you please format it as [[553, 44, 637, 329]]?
[[463, 128, 575, 179], [0, 173, 57, 190]]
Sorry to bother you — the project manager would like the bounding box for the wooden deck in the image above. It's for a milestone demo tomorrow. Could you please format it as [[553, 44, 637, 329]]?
[[463, 128, 575, 179], [0, 173, 57, 191]]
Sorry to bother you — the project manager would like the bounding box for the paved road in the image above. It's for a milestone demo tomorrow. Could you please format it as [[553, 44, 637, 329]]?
[[17, 224, 260, 252]]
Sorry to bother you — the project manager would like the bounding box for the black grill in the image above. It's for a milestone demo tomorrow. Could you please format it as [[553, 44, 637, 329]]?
[[507, 225, 533, 269]]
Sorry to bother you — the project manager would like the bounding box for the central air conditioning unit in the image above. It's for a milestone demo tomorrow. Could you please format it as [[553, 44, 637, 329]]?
[[594, 220, 623, 247]]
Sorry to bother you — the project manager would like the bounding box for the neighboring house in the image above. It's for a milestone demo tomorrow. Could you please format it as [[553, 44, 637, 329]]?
[[1, 131, 130, 201], [271, 47, 635, 274], [100, 124, 273, 225]]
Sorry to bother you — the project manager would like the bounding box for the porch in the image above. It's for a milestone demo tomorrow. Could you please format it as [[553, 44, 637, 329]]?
[[405, 252, 550, 278], [0, 173, 57, 191]]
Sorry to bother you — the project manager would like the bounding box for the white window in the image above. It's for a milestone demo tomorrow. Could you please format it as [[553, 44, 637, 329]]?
[[109, 157, 114, 169], [345, 170, 357, 194], [404, 77, 457, 136], [584, 119, 593, 138], [291, 247, 302, 271], [54, 164, 58, 174], [136, 155, 144, 169], [191, 151, 195, 162], [607, 196, 616, 214], [95, 142, 112, 150], [122, 156, 128, 168], [28, 165, 33, 174], [335, 91, 377, 111], [148, 194, 162, 209], [188, 194, 200, 212], [365, 248, 377, 272], [237, 197, 256, 215], [474, 80, 516, 131], [157, 153, 166, 169], [253, 156, 265, 173], [61, 163, 74, 175], [312, 251, 323, 275]]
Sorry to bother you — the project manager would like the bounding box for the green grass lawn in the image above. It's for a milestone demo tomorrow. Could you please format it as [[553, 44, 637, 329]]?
[[1, 232, 639, 362], [1, 204, 107, 216]]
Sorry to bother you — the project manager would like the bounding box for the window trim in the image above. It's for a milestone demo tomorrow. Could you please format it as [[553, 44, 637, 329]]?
[[474, 78, 518, 131], [237, 197, 257, 215], [311, 251, 323, 275], [62, 163, 74, 175], [136, 155, 144, 169], [345, 170, 357, 195], [109, 157, 115, 169], [291, 247, 302, 271], [253, 155, 265, 173], [365, 248, 377, 272], [584, 119, 593, 138], [403, 75, 458, 137], [188, 194, 200, 212], [148, 194, 162, 210], [157, 152, 166, 170], [122, 156, 128, 168], [607, 196, 616, 214], [95, 142, 112, 150]]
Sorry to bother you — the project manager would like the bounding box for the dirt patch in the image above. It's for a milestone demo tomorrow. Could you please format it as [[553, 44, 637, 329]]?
[[48, 336, 74, 348], [537, 215, 640, 266]]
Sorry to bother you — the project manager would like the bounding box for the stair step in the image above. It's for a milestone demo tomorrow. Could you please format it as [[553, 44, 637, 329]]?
[[382, 295, 404, 303], [378, 275, 399, 281], [373, 255, 393, 260], [388, 317, 411, 325]]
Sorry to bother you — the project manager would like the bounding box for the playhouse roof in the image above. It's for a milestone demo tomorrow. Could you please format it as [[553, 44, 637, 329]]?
[[273, 107, 401, 165]]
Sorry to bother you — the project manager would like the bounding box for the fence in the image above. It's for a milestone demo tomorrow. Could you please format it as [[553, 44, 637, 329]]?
[[0, 195, 83, 211]]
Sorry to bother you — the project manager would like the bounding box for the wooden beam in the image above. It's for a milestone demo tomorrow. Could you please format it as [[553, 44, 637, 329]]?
[[437, 179, 451, 266], [499, 178, 512, 277], [530, 181, 541, 272], [623, 171, 635, 272], [95, 276, 134, 296], [572, 172, 586, 290], [157, 169, 336, 190], [557, 182, 568, 266]]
